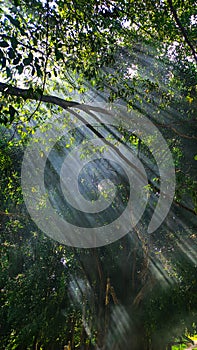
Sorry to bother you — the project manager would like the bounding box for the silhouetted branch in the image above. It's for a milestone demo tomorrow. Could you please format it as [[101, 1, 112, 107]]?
[[167, 0, 197, 62]]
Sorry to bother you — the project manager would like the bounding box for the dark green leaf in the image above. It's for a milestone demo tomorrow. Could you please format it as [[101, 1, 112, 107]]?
[[32, 66, 35, 75], [0, 41, 9, 48], [0, 115, 8, 125], [14, 0, 20, 6], [13, 55, 21, 65], [35, 63, 42, 77], [11, 37, 18, 49], [23, 57, 31, 66], [6, 14, 20, 29], [35, 87, 43, 96], [16, 63, 24, 74], [29, 52, 33, 62], [8, 48, 15, 59], [55, 48, 64, 61], [1, 57, 6, 68], [6, 67, 12, 78], [24, 53, 33, 66], [9, 105, 17, 122]]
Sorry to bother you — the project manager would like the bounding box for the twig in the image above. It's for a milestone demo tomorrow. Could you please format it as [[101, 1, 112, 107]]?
[[167, 0, 197, 62]]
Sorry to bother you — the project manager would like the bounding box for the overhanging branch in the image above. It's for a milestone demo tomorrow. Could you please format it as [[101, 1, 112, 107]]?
[[0, 82, 196, 217], [0, 82, 80, 109]]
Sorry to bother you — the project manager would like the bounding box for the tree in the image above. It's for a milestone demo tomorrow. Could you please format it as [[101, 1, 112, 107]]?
[[0, 0, 196, 124]]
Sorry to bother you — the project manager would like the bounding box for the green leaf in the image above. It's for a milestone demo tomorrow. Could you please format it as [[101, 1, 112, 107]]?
[[6, 67, 12, 78], [0, 115, 8, 125], [53, 68, 57, 77], [1, 57, 6, 68], [35, 63, 42, 77], [9, 105, 17, 123], [23, 52, 33, 66], [23, 58, 30, 66], [194, 155, 197, 161], [0, 41, 9, 47], [35, 87, 43, 97], [16, 63, 24, 74], [55, 48, 64, 61], [32, 66, 35, 75], [8, 48, 15, 59], [13, 55, 21, 65], [6, 14, 20, 29], [14, 0, 20, 6], [11, 37, 18, 49], [29, 52, 33, 62]]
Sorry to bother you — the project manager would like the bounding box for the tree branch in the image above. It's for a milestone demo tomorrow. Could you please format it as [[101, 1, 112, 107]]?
[[0, 82, 80, 109], [1, 82, 196, 217], [167, 0, 197, 62]]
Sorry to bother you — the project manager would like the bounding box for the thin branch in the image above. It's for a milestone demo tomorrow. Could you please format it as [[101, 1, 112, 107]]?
[[0, 211, 24, 217], [26, 0, 49, 121], [167, 0, 197, 62], [154, 122, 197, 140], [0, 34, 45, 57]]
